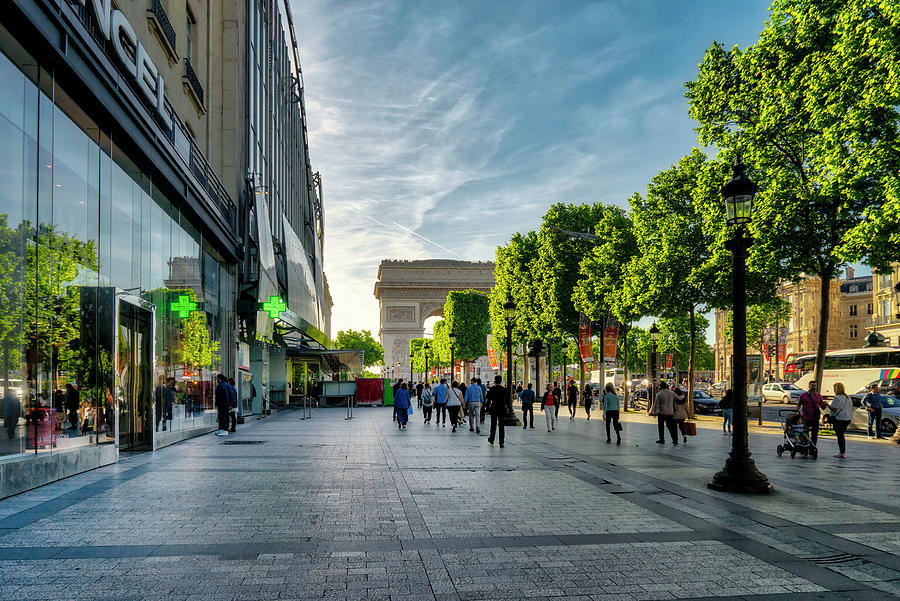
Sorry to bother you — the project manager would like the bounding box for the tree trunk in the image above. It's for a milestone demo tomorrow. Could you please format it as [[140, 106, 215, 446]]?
[[623, 322, 630, 411], [813, 267, 835, 392], [548, 344, 553, 387], [522, 343, 529, 388], [688, 308, 695, 419]]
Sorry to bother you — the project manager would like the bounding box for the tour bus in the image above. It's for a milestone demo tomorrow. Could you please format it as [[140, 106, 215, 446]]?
[[792, 347, 900, 397], [605, 367, 625, 391]]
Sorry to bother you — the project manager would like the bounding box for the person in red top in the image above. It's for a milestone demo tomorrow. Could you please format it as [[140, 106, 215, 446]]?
[[797, 381, 828, 445], [540, 383, 557, 432]]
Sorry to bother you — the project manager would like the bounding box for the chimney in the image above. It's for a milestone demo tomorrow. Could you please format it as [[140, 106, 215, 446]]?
[[845, 266, 855, 279]]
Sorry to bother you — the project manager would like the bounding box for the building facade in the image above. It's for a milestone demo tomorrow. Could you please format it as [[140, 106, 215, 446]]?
[[0, 0, 332, 499], [713, 269, 874, 382], [872, 263, 900, 346]]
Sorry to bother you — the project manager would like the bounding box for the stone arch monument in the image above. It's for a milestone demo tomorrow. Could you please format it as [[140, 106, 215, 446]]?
[[374, 259, 495, 371]]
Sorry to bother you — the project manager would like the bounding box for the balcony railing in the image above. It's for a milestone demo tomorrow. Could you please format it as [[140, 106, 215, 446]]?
[[874, 314, 898, 327], [149, 0, 177, 56], [184, 58, 204, 107]]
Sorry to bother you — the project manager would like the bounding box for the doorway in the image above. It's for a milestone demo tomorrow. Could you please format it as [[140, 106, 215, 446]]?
[[117, 300, 153, 451]]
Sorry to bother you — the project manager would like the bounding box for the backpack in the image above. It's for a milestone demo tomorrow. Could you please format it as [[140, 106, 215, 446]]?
[[421, 389, 433, 406]]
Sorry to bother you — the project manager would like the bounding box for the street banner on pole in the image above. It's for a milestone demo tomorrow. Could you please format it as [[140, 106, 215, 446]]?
[[777, 344, 786, 363], [486, 334, 500, 370], [603, 321, 619, 364], [665, 354, 673, 369], [578, 313, 595, 364]]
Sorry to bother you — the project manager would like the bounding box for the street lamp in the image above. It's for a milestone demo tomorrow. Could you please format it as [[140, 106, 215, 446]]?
[[424, 342, 430, 383], [649, 323, 659, 407], [561, 341, 568, 382], [449, 331, 456, 382], [709, 161, 773, 494], [409, 352, 414, 386], [503, 296, 520, 425]]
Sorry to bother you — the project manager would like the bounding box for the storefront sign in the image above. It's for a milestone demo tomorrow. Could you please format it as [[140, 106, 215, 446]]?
[[486, 335, 499, 370], [578, 313, 594, 364], [75, 0, 173, 130], [603, 321, 619, 364]]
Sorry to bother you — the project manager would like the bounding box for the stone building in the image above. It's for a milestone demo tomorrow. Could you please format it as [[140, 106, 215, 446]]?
[[713, 268, 874, 382], [872, 263, 900, 346]]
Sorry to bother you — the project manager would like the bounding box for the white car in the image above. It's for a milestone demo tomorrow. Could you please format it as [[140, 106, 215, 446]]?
[[762, 382, 805, 404]]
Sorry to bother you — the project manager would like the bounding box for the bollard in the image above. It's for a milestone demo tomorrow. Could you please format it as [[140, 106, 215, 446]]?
[[344, 395, 354, 420], [300, 395, 311, 421], [758, 398, 763, 426]]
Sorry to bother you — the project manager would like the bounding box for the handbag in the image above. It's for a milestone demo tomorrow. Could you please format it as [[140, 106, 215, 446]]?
[[685, 421, 697, 436], [408, 407, 413, 415], [615, 422, 623, 432]]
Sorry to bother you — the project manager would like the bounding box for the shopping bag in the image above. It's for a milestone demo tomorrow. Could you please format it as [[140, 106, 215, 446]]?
[[685, 421, 697, 436], [408, 407, 414, 416]]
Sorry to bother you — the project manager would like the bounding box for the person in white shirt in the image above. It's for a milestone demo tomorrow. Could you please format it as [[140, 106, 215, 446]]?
[[828, 382, 854, 458]]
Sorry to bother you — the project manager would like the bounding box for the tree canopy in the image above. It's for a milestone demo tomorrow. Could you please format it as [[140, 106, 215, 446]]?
[[335, 329, 384, 368]]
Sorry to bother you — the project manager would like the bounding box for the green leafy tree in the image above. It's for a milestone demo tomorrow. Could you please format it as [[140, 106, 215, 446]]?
[[335, 329, 384, 369], [444, 290, 490, 379], [409, 338, 435, 375], [489, 232, 541, 362], [723, 299, 791, 381], [687, 0, 900, 389], [694, 342, 715, 371]]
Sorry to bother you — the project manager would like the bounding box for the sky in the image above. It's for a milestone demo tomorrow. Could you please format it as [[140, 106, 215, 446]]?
[[289, 0, 776, 344]]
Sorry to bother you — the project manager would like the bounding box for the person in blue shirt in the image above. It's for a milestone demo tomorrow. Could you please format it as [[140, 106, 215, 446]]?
[[862, 383, 885, 439], [432, 379, 448, 427], [393, 383, 411, 429], [520, 383, 536, 429], [464, 377, 484, 433]]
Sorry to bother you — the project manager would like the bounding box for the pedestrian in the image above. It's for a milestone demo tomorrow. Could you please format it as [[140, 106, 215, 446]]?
[[797, 381, 828, 445], [3, 387, 21, 440], [416, 381, 424, 408], [541, 383, 557, 432], [719, 389, 733, 435], [421, 383, 433, 423], [392, 378, 404, 422], [227, 377, 238, 433], [478, 378, 487, 424], [672, 385, 689, 444], [566, 379, 578, 420], [154, 376, 166, 432], [583, 382, 593, 419], [520, 383, 535, 429], [602, 382, 621, 444], [433, 379, 448, 426], [828, 382, 853, 458], [447, 381, 464, 432], [553, 381, 563, 418], [65, 383, 79, 431], [214, 374, 230, 436], [394, 383, 411, 429], [485, 374, 508, 447], [649, 381, 681, 445], [464, 377, 483, 433], [861, 382, 884, 439]]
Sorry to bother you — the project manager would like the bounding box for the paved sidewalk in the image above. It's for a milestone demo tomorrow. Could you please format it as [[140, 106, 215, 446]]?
[[1, 407, 899, 601]]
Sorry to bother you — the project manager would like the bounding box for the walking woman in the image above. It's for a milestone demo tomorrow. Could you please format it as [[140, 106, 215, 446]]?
[[583, 382, 594, 420], [719, 389, 734, 435], [447, 381, 464, 432], [394, 383, 411, 429], [672, 385, 689, 444], [541, 383, 557, 432], [602, 382, 621, 444], [421, 383, 433, 424], [828, 382, 853, 458]]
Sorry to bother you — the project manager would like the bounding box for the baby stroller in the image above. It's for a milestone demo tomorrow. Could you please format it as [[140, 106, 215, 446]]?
[[776, 409, 818, 460]]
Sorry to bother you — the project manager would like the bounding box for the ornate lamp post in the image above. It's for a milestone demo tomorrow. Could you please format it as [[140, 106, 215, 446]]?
[[649, 323, 659, 405], [424, 342, 430, 383], [503, 297, 520, 425], [561, 341, 568, 382], [449, 331, 456, 382], [409, 351, 414, 385], [708, 161, 773, 494]]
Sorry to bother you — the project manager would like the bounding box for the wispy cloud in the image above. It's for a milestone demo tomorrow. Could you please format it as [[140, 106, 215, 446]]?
[[290, 0, 772, 340]]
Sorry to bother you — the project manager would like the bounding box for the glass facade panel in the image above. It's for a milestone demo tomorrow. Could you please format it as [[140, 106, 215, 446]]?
[[0, 44, 234, 458]]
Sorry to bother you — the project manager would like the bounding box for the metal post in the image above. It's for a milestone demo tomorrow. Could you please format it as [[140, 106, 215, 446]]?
[[344, 394, 353, 420], [709, 228, 773, 493]]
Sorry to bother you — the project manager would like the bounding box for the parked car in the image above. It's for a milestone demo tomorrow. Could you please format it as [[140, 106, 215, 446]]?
[[854, 379, 900, 397], [824, 394, 900, 436], [710, 381, 727, 392], [631, 389, 650, 411], [762, 382, 805, 404], [692, 390, 721, 415]]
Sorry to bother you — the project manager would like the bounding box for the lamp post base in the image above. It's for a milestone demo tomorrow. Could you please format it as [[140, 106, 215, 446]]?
[[502, 415, 521, 427], [707, 453, 774, 494]]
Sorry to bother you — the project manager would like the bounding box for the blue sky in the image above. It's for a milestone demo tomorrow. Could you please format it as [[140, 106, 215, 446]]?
[[290, 0, 776, 343]]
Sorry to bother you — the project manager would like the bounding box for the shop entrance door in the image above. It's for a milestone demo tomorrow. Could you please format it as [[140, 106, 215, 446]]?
[[117, 301, 153, 451]]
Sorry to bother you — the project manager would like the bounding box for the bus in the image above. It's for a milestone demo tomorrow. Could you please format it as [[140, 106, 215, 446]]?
[[792, 347, 900, 397]]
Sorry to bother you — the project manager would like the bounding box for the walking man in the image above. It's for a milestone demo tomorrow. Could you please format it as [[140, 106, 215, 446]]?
[[566, 379, 578, 420], [227, 377, 238, 433], [553, 381, 563, 418], [520, 383, 535, 429], [214, 374, 230, 436], [649, 381, 681, 445], [862, 383, 884, 439], [464, 377, 483, 433], [433, 379, 448, 427], [797, 381, 828, 445], [485, 375, 508, 447]]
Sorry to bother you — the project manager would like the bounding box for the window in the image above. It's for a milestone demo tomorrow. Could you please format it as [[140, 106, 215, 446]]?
[[868, 303, 874, 315], [186, 9, 196, 62], [881, 299, 890, 318], [850, 285, 858, 293], [850, 304, 857, 316], [849, 324, 858, 338], [881, 273, 892, 288]]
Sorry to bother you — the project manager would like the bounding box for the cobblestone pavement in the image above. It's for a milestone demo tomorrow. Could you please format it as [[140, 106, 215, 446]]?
[[1, 406, 900, 601]]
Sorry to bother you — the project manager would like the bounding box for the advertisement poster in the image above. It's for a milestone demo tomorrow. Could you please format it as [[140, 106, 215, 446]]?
[[665, 354, 673, 369], [486, 335, 499, 370], [778, 344, 786, 363], [603, 321, 619, 364], [578, 313, 595, 364]]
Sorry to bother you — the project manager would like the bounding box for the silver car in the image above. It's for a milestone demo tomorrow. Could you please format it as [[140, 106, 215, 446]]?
[[762, 382, 805, 404], [824, 394, 900, 436]]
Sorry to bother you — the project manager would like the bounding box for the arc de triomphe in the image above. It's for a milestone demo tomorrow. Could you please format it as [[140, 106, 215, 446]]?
[[374, 259, 495, 371]]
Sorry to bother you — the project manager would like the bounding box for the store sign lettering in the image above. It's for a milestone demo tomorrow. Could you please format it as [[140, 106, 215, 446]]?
[[76, 0, 173, 130]]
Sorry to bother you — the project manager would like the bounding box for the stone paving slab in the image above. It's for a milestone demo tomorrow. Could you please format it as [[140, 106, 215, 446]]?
[[0, 407, 898, 600]]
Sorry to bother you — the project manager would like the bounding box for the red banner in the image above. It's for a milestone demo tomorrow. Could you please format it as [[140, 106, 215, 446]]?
[[778, 344, 786, 363], [578, 313, 594, 364], [486, 335, 499, 370], [665, 354, 673, 369], [603, 322, 619, 364]]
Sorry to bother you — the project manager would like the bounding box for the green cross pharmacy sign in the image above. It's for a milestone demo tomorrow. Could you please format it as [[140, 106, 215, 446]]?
[[170, 295, 197, 318], [261, 295, 287, 318]]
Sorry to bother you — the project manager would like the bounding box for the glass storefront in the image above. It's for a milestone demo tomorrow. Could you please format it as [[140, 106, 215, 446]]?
[[0, 37, 234, 457]]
